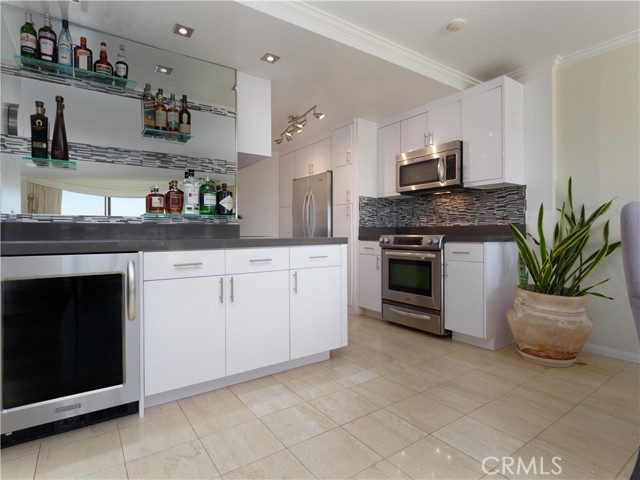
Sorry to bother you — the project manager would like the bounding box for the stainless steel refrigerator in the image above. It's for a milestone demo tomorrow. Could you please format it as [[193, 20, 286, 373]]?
[[292, 171, 332, 237]]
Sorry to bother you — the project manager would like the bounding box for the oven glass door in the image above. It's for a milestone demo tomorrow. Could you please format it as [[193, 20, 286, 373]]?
[[2, 274, 124, 410], [382, 250, 441, 311]]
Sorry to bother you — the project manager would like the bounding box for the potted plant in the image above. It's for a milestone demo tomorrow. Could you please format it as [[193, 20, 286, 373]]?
[[506, 178, 622, 366]]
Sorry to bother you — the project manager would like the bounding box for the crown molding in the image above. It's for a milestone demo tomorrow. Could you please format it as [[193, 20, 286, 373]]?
[[556, 30, 639, 68], [236, 0, 480, 91], [508, 56, 561, 82]]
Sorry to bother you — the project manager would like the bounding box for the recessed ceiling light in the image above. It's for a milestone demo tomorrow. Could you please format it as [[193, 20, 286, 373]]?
[[446, 18, 465, 32], [172, 23, 194, 38], [155, 65, 173, 75], [261, 52, 280, 64]]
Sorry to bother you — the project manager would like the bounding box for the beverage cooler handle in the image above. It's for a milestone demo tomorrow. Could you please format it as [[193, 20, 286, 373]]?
[[127, 260, 136, 321]]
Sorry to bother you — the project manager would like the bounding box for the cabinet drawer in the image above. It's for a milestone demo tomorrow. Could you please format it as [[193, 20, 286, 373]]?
[[226, 247, 289, 274], [445, 243, 484, 262], [144, 250, 225, 280], [290, 245, 340, 269], [359, 242, 381, 256]]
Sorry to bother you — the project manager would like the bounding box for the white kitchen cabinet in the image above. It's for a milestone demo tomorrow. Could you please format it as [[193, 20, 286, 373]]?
[[143, 250, 226, 396], [290, 246, 342, 359], [294, 138, 332, 179], [332, 164, 352, 210], [428, 100, 462, 145], [279, 151, 296, 208], [462, 76, 523, 188], [400, 112, 428, 153], [225, 248, 290, 376], [444, 242, 518, 350], [237, 72, 271, 160], [331, 122, 354, 168], [378, 122, 401, 198], [358, 241, 381, 313], [279, 206, 292, 238]]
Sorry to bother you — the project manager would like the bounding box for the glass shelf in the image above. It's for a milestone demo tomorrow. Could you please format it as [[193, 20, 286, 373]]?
[[143, 213, 234, 219], [14, 55, 137, 91], [141, 127, 192, 143], [21, 157, 77, 170]]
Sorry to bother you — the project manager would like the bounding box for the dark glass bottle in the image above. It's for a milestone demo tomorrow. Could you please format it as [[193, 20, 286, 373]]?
[[51, 96, 69, 163], [20, 11, 38, 58], [74, 36, 93, 79], [93, 42, 113, 83], [142, 83, 155, 131], [167, 93, 179, 133], [154, 88, 167, 131], [114, 43, 129, 87], [30, 101, 49, 165], [38, 13, 57, 65], [216, 183, 233, 215], [165, 180, 184, 214], [179, 94, 191, 136]]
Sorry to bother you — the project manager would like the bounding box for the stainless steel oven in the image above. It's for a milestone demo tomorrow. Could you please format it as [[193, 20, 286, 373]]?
[[1, 253, 140, 447], [379, 235, 447, 335]]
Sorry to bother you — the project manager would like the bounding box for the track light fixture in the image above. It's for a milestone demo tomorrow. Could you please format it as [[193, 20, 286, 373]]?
[[274, 105, 324, 144]]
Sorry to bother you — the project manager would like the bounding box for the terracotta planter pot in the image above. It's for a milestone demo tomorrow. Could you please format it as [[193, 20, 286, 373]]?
[[506, 286, 593, 367]]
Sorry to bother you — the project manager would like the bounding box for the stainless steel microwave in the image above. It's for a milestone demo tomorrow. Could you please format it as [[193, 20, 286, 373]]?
[[396, 140, 463, 193]]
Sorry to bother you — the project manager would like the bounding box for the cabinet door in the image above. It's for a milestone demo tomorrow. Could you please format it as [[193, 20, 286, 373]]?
[[290, 266, 342, 359], [358, 253, 381, 312], [295, 138, 331, 178], [332, 123, 353, 168], [226, 271, 290, 375], [332, 164, 351, 207], [444, 260, 485, 338], [144, 276, 226, 396], [279, 206, 292, 238], [428, 101, 461, 145], [279, 151, 296, 207], [400, 113, 428, 153], [333, 204, 353, 306], [378, 122, 401, 197], [462, 87, 503, 185]]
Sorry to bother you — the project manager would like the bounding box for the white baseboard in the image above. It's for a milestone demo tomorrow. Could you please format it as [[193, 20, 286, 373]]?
[[583, 343, 640, 363]]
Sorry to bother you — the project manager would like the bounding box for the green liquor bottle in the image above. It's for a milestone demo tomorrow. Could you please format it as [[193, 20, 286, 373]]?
[[199, 177, 217, 215], [20, 11, 38, 58]]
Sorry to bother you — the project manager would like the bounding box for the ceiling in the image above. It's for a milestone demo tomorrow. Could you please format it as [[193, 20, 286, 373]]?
[[6, 1, 639, 156]]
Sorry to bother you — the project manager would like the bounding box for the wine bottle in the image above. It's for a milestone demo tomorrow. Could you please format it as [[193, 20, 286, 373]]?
[[179, 94, 191, 136], [38, 13, 57, 67], [154, 88, 167, 131], [93, 42, 113, 84], [20, 11, 38, 59], [74, 36, 93, 79], [51, 96, 69, 164], [142, 83, 155, 132], [30, 101, 49, 165], [57, 20, 73, 75], [114, 43, 129, 87]]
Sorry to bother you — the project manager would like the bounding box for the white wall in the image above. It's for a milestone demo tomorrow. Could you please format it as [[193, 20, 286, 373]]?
[[556, 43, 640, 360], [237, 152, 280, 238]]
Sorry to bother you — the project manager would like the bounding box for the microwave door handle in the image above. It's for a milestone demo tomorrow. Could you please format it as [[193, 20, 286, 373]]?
[[437, 156, 446, 184]]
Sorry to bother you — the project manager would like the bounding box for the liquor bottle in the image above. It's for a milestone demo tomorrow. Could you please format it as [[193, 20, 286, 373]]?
[[182, 169, 199, 214], [142, 83, 155, 132], [93, 42, 113, 83], [57, 20, 73, 75], [179, 94, 191, 136], [30, 101, 49, 165], [165, 180, 184, 214], [74, 36, 93, 79], [38, 13, 57, 66], [20, 11, 38, 59], [167, 93, 179, 135], [216, 183, 233, 215], [51, 96, 69, 163], [114, 43, 129, 87], [145, 185, 165, 214], [199, 177, 217, 215], [154, 88, 167, 131]]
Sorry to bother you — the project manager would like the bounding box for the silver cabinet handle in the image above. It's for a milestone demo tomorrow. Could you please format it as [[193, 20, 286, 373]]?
[[249, 258, 272, 263], [347, 189, 351, 203], [230, 276, 234, 303], [376, 256, 380, 271], [309, 255, 328, 259], [451, 251, 471, 255], [127, 260, 136, 321], [219, 277, 224, 304], [293, 271, 298, 294], [173, 262, 203, 268], [390, 307, 431, 321], [363, 247, 374, 250], [347, 149, 351, 163], [346, 204, 350, 218]]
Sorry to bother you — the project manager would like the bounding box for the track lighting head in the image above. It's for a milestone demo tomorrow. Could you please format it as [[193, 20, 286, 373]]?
[[274, 105, 325, 144]]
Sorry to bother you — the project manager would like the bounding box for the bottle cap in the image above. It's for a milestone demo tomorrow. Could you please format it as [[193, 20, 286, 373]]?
[[62, 19, 69, 28], [182, 95, 188, 102], [35, 100, 44, 108], [145, 82, 151, 88], [55, 96, 64, 102], [151, 185, 159, 191], [80, 36, 87, 43]]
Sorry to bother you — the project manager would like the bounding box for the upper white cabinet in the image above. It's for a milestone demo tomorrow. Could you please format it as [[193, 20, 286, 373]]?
[[294, 138, 332, 179], [400, 113, 428, 153], [378, 122, 401, 198], [462, 76, 523, 188], [236, 72, 272, 161], [332, 122, 354, 168], [279, 151, 296, 208], [428, 100, 462, 145]]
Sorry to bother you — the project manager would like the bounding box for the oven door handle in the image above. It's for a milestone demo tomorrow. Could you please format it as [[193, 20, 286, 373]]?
[[127, 260, 136, 321], [385, 251, 437, 259], [389, 307, 432, 321]]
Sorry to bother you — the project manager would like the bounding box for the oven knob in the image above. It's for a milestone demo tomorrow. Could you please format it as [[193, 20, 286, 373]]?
[[384, 238, 390, 244], [433, 239, 440, 245], [427, 239, 433, 244]]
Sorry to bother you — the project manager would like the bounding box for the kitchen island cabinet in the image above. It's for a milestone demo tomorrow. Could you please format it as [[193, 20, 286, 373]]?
[[358, 241, 382, 314]]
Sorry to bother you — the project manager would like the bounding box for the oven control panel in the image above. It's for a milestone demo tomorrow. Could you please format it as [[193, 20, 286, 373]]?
[[379, 234, 444, 250]]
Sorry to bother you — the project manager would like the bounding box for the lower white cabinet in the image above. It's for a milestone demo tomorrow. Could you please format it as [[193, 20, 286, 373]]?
[[444, 242, 517, 350], [358, 241, 381, 312]]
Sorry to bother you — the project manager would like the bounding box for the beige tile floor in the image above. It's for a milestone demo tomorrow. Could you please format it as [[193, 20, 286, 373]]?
[[2, 314, 639, 480]]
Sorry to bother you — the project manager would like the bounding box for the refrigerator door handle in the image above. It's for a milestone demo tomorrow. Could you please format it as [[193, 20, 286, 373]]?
[[309, 190, 316, 237], [302, 191, 309, 237]]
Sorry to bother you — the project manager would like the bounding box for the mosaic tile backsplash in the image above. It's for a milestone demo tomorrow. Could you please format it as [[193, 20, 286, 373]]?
[[359, 185, 526, 228]]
